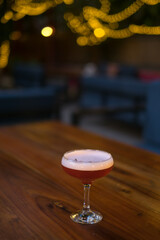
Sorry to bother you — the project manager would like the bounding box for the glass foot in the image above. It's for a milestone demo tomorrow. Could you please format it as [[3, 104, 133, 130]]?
[[70, 210, 103, 224]]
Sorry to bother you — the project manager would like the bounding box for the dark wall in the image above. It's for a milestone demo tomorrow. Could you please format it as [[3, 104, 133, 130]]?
[[10, 31, 160, 69]]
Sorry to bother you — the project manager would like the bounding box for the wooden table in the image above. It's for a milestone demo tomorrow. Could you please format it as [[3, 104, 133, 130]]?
[[0, 121, 159, 240]]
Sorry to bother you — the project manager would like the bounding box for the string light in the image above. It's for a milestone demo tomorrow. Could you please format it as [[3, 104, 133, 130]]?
[[12, 1, 54, 16], [64, 0, 160, 46], [100, 0, 110, 13], [76, 36, 88, 46], [11, 0, 63, 18], [0, 41, 10, 69], [94, 28, 106, 38], [0, 0, 65, 68], [12, 12, 25, 21], [141, 0, 159, 5], [83, 0, 144, 23], [129, 25, 160, 35], [63, 0, 74, 5], [0, 0, 160, 69], [1, 11, 13, 23]]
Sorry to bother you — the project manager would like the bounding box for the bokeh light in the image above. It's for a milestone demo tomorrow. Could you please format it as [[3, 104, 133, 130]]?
[[0, 41, 10, 69], [77, 36, 88, 46], [41, 26, 54, 37], [94, 28, 105, 38], [63, 0, 74, 5]]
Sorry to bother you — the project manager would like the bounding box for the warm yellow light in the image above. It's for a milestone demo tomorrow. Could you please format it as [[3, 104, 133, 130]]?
[[4, 11, 13, 20], [41, 26, 53, 37], [64, 12, 74, 21], [12, 12, 25, 21], [88, 18, 102, 29], [70, 18, 80, 28], [109, 22, 119, 30], [63, 0, 74, 5], [89, 34, 100, 44], [129, 24, 160, 35], [77, 36, 88, 46], [1, 11, 14, 23], [65, 0, 160, 46], [94, 28, 105, 38], [0, 40, 10, 69], [11, 0, 63, 18], [142, 0, 159, 5], [100, 0, 110, 13]]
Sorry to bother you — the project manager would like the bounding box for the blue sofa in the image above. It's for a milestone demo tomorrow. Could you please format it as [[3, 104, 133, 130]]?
[[13, 63, 45, 88], [0, 85, 64, 124]]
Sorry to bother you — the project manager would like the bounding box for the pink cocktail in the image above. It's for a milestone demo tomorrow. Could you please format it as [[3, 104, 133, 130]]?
[[61, 149, 114, 224]]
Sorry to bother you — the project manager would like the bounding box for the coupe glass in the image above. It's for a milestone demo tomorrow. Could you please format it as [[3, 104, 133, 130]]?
[[61, 149, 114, 224]]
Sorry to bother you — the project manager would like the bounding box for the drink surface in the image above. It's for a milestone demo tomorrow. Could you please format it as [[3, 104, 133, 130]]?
[[61, 149, 114, 183], [61, 149, 113, 171]]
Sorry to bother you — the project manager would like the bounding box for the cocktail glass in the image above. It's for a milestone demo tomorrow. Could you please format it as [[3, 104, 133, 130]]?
[[61, 149, 114, 224]]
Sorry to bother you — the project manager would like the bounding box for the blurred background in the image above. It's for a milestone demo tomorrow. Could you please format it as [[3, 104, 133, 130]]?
[[0, 0, 160, 154]]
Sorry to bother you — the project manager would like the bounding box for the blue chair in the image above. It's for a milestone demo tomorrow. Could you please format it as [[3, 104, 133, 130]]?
[[78, 75, 146, 125], [140, 81, 160, 154]]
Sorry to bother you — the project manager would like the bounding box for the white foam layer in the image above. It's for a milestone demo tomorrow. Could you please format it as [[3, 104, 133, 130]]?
[[61, 149, 113, 171]]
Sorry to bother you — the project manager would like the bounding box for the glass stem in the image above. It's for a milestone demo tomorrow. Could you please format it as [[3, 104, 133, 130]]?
[[82, 184, 91, 212]]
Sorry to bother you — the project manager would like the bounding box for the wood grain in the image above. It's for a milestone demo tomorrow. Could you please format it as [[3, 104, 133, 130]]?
[[0, 121, 159, 240]]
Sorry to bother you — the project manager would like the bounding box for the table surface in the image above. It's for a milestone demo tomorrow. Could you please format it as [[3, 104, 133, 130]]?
[[0, 121, 159, 240]]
